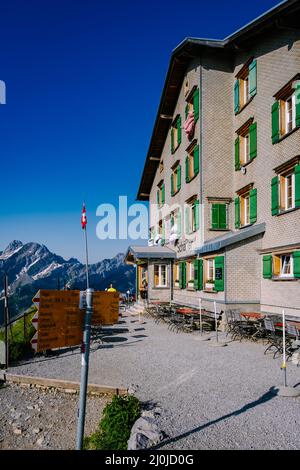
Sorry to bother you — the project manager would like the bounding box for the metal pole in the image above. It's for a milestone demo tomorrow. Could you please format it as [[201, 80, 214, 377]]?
[[76, 287, 93, 450], [84, 228, 89, 290], [282, 309, 287, 387], [4, 275, 9, 369], [199, 298, 202, 335], [214, 301, 218, 343]]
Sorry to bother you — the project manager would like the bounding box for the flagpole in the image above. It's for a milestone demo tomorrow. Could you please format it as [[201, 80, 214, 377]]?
[[84, 226, 89, 290], [76, 204, 93, 450]]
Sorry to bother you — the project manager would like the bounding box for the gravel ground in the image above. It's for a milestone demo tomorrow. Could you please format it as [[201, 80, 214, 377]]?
[[0, 383, 110, 450], [7, 312, 300, 450]]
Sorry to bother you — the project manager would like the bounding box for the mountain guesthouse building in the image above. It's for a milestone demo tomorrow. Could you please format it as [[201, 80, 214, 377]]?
[[125, 0, 300, 319]]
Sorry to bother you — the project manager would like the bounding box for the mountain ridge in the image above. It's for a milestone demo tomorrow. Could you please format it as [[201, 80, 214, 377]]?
[[0, 240, 135, 320]]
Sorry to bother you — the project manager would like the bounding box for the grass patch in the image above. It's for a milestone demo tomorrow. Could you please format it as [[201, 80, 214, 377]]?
[[0, 307, 36, 363], [83, 394, 141, 450]]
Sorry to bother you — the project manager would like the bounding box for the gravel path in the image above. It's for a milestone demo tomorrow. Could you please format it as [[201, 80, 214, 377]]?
[[0, 383, 110, 450], [7, 312, 300, 450]]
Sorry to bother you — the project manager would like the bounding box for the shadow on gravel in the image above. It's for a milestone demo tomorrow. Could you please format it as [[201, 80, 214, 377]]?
[[100, 336, 128, 343], [152, 386, 278, 449]]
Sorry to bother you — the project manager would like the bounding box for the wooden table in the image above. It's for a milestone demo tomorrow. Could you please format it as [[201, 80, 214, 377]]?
[[241, 312, 265, 320], [176, 308, 199, 315]]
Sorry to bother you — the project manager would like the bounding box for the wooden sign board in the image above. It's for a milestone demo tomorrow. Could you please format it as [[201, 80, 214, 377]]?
[[92, 291, 119, 326], [32, 290, 119, 352]]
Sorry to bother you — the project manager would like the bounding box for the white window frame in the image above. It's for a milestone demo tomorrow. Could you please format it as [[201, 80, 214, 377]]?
[[205, 258, 215, 289], [285, 94, 296, 134], [280, 172, 295, 211], [280, 254, 294, 278], [154, 264, 168, 287], [244, 75, 250, 104]]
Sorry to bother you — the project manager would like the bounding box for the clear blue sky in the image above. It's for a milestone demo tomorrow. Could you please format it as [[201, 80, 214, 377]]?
[[0, 0, 279, 263]]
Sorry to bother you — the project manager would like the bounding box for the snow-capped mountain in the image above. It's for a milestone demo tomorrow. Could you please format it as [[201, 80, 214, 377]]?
[[0, 240, 135, 320]]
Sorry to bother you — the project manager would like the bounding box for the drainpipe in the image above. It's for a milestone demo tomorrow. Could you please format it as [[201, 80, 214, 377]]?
[[199, 58, 204, 248]]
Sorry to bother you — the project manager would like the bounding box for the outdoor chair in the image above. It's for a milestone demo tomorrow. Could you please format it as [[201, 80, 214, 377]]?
[[228, 310, 257, 342], [263, 318, 283, 359], [286, 323, 300, 361]]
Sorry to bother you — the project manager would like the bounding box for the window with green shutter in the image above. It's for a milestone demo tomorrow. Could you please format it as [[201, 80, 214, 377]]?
[[211, 204, 228, 230], [194, 259, 203, 290], [161, 183, 165, 205], [185, 206, 190, 235], [295, 164, 300, 208], [170, 173, 174, 197], [235, 137, 240, 171], [235, 197, 240, 228], [249, 188, 257, 224], [263, 255, 272, 279], [293, 251, 300, 278], [193, 88, 199, 122], [214, 256, 225, 292], [186, 142, 199, 182], [180, 262, 187, 289], [249, 59, 257, 98], [234, 80, 239, 114], [296, 82, 300, 128], [271, 176, 279, 215], [171, 115, 182, 153], [271, 101, 280, 144], [249, 122, 257, 160], [194, 200, 199, 231], [177, 164, 181, 191]]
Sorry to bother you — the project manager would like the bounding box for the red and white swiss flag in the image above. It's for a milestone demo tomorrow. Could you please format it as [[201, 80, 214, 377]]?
[[81, 204, 87, 229]]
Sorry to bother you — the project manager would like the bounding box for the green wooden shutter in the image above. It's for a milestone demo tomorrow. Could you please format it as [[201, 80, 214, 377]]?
[[193, 145, 199, 176], [177, 165, 181, 191], [211, 204, 219, 229], [249, 122, 257, 161], [214, 256, 225, 292], [234, 80, 240, 114], [171, 127, 174, 153], [156, 189, 160, 205], [185, 103, 189, 119], [235, 197, 240, 228], [161, 183, 165, 205], [177, 210, 182, 238], [194, 200, 199, 231], [293, 251, 300, 278], [194, 259, 199, 290], [250, 188, 257, 224], [193, 87, 199, 122], [179, 263, 182, 288], [295, 82, 300, 127], [219, 204, 227, 229], [263, 255, 272, 279], [185, 206, 190, 235], [199, 259, 203, 290], [271, 176, 279, 216], [171, 173, 174, 196], [249, 59, 257, 97], [182, 262, 187, 289], [185, 156, 189, 183], [235, 137, 240, 171], [271, 101, 280, 144], [177, 116, 182, 145], [295, 164, 300, 208]]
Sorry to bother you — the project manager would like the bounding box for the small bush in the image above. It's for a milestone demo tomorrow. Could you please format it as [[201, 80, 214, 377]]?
[[84, 394, 141, 450]]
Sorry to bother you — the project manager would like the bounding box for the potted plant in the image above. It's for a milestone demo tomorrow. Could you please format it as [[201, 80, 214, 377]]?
[[175, 279, 180, 287], [188, 279, 194, 288]]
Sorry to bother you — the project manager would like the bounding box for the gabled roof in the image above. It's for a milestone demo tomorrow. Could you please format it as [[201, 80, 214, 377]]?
[[137, 0, 300, 200]]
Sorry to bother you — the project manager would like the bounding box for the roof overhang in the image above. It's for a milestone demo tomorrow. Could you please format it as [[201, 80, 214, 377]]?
[[125, 245, 176, 264], [195, 223, 266, 255]]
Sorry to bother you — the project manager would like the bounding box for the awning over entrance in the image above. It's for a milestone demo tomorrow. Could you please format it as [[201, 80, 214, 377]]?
[[125, 245, 176, 264], [195, 223, 266, 255]]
